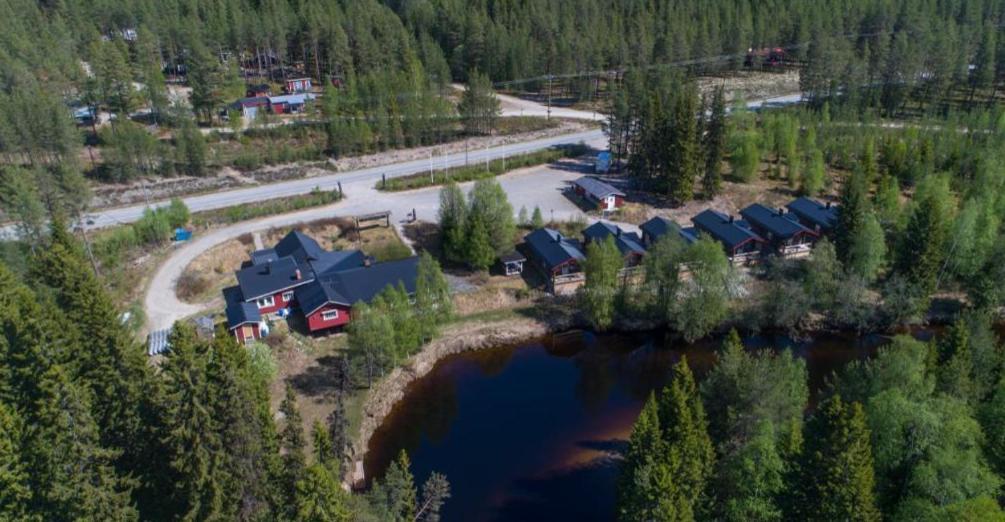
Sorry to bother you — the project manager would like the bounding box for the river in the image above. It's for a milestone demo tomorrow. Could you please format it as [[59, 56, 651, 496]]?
[[364, 329, 917, 521]]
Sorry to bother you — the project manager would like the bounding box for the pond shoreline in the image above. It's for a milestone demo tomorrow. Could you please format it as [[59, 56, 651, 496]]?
[[345, 300, 979, 486], [347, 310, 583, 485]]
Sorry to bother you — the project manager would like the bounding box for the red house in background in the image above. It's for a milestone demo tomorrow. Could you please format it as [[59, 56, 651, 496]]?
[[572, 176, 625, 212], [285, 77, 312, 93], [224, 230, 418, 344]]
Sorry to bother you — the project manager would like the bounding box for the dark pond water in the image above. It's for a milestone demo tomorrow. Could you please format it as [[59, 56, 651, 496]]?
[[364, 329, 911, 522]]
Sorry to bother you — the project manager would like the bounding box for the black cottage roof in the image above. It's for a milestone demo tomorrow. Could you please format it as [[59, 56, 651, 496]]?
[[787, 197, 838, 230], [223, 286, 262, 328], [582, 221, 645, 257], [573, 177, 625, 199], [740, 203, 817, 240], [235, 256, 312, 301], [640, 216, 698, 244], [525, 228, 585, 271], [692, 209, 764, 249], [296, 256, 421, 314]]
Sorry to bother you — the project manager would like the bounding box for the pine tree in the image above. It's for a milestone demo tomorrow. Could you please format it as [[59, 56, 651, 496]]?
[[416, 473, 451, 522], [702, 86, 727, 198], [458, 70, 500, 135], [797, 395, 880, 522], [313, 420, 335, 468]]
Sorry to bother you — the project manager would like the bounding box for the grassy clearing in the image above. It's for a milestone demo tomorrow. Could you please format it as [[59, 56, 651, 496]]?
[[377, 144, 591, 192]]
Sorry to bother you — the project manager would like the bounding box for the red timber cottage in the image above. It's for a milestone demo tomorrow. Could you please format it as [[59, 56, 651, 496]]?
[[691, 209, 766, 265], [739, 203, 820, 258], [581, 221, 646, 267], [572, 177, 626, 212], [223, 230, 418, 344], [523, 228, 586, 295]]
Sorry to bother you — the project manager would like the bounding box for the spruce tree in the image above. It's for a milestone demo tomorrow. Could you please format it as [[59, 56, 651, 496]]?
[[280, 383, 308, 514], [617, 394, 672, 522], [162, 324, 224, 521], [797, 395, 880, 522], [658, 358, 715, 519], [895, 176, 952, 299], [835, 169, 871, 267], [936, 319, 975, 404], [371, 450, 418, 522], [295, 464, 351, 522], [668, 86, 699, 204], [531, 206, 545, 228], [438, 182, 468, 264], [28, 366, 138, 521], [702, 86, 727, 199], [0, 403, 34, 520], [464, 212, 496, 270]]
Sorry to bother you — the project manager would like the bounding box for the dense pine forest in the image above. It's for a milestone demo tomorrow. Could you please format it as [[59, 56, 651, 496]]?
[[4, 0, 1005, 520]]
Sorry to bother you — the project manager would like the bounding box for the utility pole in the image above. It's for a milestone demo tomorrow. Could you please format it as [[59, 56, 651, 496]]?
[[465, 139, 469, 166], [429, 150, 434, 183], [547, 74, 553, 121]]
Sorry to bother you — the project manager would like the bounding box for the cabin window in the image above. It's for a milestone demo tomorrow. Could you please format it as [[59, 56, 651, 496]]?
[[282, 291, 294, 302], [257, 296, 275, 309], [321, 309, 339, 321]]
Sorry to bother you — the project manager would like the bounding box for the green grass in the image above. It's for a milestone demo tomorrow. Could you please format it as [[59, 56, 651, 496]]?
[[190, 188, 342, 227], [377, 144, 591, 192]]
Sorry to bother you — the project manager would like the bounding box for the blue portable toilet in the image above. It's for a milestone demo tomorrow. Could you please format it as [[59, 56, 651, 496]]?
[[595, 151, 612, 173], [174, 228, 193, 241]]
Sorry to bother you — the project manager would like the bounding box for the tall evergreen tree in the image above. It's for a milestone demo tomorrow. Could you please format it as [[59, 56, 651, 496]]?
[[618, 394, 673, 522], [658, 358, 715, 519], [280, 383, 307, 515], [797, 395, 880, 522], [668, 85, 699, 204], [702, 86, 727, 198], [835, 169, 871, 268]]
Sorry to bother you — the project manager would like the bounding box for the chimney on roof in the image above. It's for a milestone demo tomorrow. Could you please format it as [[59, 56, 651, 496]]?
[[728, 215, 735, 223], [263, 262, 271, 274], [364, 256, 373, 267], [825, 201, 832, 209], [778, 207, 785, 215], [294, 268, 301, 280]]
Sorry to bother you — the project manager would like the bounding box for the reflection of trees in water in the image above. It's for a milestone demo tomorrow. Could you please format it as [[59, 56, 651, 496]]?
[[365, 368, 459, 482], [491, 455, 622, 522], [467, 344, 519, 377]]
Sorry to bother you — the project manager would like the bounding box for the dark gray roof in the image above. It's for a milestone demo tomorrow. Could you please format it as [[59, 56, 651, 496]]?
[[692, 209, 764, 249], [573, 177, 625, 199], [640, 216, 698, 244], [582, 221, 645, 257], [297, 257, 421, 314], [275, 230, 327, 266], [223, 286, 262, 328], [787, 197, 838, 230], [740, 203, 817, 240], [525, 228, 585, 271], [309, 250, 366, 275], [250, 248, 279, 266], [235, 256, 312, 301], [500, 251, 526, 263], [235, 96, 269, 107]]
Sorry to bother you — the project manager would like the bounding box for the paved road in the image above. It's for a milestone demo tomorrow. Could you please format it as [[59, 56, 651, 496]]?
[[143, 157, 610, 333], [142, 91, 803, 333]]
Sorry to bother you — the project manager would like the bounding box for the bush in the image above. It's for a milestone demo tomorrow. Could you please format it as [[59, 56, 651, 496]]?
[[247, 342, 278, 384], [176, 271, 212, 301], [133, 207, 172, 244], [370, 240, 413, 262]]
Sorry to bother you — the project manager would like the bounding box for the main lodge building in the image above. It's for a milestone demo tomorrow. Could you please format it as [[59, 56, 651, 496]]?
[[223, 230, 418, 344]]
